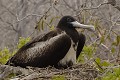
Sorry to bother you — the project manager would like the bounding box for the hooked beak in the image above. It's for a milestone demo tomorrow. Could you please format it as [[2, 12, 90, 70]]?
[[70, 21, 95, 32]]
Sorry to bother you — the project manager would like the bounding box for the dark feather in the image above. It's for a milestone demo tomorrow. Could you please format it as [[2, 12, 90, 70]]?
[[76, 33, 86, 59], [6, 29, 71, 68]]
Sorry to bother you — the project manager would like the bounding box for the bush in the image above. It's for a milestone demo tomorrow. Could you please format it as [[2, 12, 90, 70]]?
[[0, 37, 30, 64]]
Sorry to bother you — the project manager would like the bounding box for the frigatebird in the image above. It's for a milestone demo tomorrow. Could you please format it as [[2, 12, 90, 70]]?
[[6, 16, 95, 68]]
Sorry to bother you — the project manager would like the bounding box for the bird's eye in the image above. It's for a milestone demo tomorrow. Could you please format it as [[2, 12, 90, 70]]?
[[67, 18, 72, 22]]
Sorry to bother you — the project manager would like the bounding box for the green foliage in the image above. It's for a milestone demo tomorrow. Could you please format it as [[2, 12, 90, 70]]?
[[111, 47, 116, 53], [100, 35, 105, 44], [94, 58, 120, 80], [95, 58, 111, 67], [112, 35, 120, 46], [101, 68, 120, 80], [0, 37, 30, 64], [52, 75, 66, 80], [7, 73, 16, 79], [35, 18, 45, 31], [77, 45, 120, 80], [77, 45, 95, 63], [49, 16, 60, 25], [94, 58, 112, 72], [17, 37, 31, 49], [0, 47, 11, 64], [50, 25, 55, 30]]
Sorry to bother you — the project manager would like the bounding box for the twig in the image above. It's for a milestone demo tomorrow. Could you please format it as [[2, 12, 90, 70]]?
[[108, 0, 120, 11], [101, 43, 112, 53], [114, 5, 120, 11], [0, 2, 16, 17], [76, 2, 111, 16], [94, 59, 104, 71], [105, 16, 120, 39], [16, 14, 42, 23], [63, 0, 77, 12], [6, 21, 18, 32], [103, 65, 120, 69], [0, 17, 17, 32], [82, 2, 110, 10]]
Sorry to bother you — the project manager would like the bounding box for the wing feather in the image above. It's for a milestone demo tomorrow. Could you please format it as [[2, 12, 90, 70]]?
[[76, 33, 86, 59], [6, 30, 71, 68]]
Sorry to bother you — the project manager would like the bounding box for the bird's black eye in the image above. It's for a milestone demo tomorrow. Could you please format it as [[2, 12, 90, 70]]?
[[67, 18, 72, 22]]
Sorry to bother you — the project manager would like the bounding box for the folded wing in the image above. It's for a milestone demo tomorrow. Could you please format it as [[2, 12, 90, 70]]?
[[6, 30, 71, 68]]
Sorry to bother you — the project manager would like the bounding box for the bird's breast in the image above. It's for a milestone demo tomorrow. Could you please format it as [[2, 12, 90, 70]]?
[[58, 40, 77, 67]]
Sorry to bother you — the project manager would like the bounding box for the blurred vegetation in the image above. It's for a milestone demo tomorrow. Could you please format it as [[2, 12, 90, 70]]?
[[0, 47, 13, 64], [77, 46, 95, 63], [52, 75, 66, 80], [77, 45, 120, 80], [0, 37, 30, 64], [100, 68, 120, 80], [17, 37, 31, 49]]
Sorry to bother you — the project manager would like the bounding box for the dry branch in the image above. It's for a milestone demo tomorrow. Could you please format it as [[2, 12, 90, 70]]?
[[0, 63, 99, 80]]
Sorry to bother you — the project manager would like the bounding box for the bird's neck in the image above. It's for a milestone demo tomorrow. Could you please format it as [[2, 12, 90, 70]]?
[[57, 27, 79, 44], [65, 29, 79, 44]]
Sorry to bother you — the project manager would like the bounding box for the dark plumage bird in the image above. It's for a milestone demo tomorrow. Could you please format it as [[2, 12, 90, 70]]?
[[6, 16, 95, 68]]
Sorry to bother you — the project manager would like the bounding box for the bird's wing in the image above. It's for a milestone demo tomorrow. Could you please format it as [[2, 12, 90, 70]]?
[[76, 33, 86, 59], [17, 30, 59, 53], [6, 30, 71, 68]]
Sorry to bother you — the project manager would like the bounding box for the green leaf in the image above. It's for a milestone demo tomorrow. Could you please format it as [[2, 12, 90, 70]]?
[[112, 42, 117, 46], [41, 20, 44, 30], [95, 58, 101, 65], [52, 75, 66, 80], [49, 17, 54, 25], [36, 20, 41, 31], [94, 19, 99, 28], [100, 35, 105, 44], [116, 36, 120, 46], [17, 37, 31, 49], [49, 16, 60, 25], [50, 25, 55, 31], [77, 45, 95, 63], [112, 36, 120, 46], [77, 53, 85, 63], [7, 73, 16, 79], [101, 61, 110, 67], [113, 68, 120, 77], [111, 47, 115, 53], [0, 47, 11, 64]]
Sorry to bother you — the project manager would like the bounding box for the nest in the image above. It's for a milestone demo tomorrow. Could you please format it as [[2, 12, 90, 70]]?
[[0, 63, 100, 80]]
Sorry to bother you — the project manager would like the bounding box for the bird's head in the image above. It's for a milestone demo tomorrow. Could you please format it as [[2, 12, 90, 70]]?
[[57, 16, 95, 32]]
